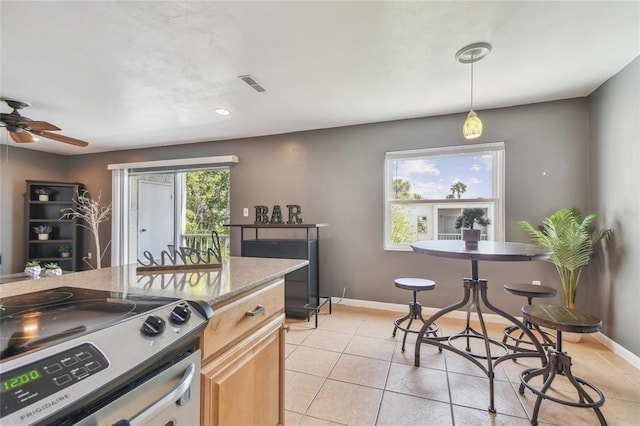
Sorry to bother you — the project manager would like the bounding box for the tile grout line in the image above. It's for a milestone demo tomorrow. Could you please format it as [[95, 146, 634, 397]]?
[[372, 338, 399, 426], [296, 318, 364, 424]]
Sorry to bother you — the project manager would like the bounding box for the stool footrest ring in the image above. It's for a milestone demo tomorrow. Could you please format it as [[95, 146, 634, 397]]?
[[520, 367, 605, 409], [393, 314, 439, 353]]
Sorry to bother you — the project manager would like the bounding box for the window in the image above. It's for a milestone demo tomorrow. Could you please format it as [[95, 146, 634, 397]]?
[[384, 142, 504, 250], [109, 155, 237, 266]]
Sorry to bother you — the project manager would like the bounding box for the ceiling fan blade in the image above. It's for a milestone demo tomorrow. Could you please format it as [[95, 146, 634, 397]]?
[[32, 131, 89, 147], [18, 120, 61, 131], [9, 131, 35, 143]]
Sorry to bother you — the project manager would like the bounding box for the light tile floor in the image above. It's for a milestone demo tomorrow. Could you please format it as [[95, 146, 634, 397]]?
[[284, 304, 640, 425]]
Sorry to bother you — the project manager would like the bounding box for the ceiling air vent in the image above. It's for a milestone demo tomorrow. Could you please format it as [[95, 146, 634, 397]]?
[[238, 74, 266, 93]]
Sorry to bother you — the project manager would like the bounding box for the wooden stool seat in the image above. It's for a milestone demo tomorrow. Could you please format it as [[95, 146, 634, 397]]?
[[523, 305, 602, 333], [392, 278, 438, 352], [519, 305, 606, 425], [503, 284, 557, 351]]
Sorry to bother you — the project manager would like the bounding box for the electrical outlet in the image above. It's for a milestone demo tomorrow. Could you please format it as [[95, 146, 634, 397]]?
[[243, 208, 249, 217], [87, 252, 92, 260], [532, 280, 541, 286]]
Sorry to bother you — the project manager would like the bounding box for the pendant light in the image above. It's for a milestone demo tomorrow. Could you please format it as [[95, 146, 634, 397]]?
[[455, 43, 492, 139]]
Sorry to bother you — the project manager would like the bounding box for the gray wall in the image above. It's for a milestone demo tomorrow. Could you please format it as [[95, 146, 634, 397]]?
[[0, 146, 69, 274], [1, 87, 637, 356], [587, 56, 639, 355]]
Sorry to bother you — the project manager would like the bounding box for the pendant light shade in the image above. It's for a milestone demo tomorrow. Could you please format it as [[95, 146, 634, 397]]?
[[463, 110, 482, 139], [456, 43, 491, 140]]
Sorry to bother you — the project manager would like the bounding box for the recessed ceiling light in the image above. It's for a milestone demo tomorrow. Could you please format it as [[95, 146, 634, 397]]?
[[215, 108, 231, 116]]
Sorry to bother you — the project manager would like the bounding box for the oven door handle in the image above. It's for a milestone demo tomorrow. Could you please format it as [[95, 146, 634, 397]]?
[[112, 362, 195, 426]]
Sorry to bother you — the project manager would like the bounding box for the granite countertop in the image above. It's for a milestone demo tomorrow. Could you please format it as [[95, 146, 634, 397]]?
[[0, 256, 308, 306]]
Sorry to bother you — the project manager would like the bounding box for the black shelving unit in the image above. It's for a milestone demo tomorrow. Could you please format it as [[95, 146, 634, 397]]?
[[227, 223, 331, 327], [25, 180, 85, 271]]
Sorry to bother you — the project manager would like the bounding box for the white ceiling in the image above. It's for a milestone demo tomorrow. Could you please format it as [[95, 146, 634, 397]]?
[[1, 1, 639, 156]]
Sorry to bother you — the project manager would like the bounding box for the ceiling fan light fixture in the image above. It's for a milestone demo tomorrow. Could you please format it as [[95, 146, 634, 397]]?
[[456, 42, 491, 140]]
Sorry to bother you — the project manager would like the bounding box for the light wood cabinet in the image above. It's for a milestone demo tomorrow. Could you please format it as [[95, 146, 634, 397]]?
[[201, 278, 286, 426]]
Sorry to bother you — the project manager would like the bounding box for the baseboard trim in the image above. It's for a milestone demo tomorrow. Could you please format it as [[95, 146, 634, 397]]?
[[590, 330, 640, 370], [331, 297, 640, 369]]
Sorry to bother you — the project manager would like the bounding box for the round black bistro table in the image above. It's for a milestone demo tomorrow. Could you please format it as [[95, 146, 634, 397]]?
[[410, 240, 552, 414]]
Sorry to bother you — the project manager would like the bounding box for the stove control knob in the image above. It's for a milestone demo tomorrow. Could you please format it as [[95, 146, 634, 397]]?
[[170, 305, 191, 324], [141, 315, 166, 336]]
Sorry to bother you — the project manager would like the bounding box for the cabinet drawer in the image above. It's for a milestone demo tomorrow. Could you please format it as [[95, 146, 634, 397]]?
[[202, 278, 284, 361]]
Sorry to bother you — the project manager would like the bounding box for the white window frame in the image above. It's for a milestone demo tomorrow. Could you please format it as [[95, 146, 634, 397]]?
[[384, 142, 504, 251]]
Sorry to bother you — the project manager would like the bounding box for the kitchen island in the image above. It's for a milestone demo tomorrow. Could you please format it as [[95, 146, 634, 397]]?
[[0, 256, 308, 426]]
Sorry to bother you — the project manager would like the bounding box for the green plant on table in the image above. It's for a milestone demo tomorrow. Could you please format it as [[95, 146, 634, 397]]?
[[519, 206, 611, 309], [455, 208, 491, 230]]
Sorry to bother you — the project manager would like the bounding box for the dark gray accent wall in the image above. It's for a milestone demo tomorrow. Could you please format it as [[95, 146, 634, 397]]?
[[55, 98, 586, 317], [587, 56, 639, 355], [0, 146, 69, 273], [3, 91, 636, 357]]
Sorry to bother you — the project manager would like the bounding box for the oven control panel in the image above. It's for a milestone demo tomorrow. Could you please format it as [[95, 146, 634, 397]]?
[[0, 343, 109, 418]]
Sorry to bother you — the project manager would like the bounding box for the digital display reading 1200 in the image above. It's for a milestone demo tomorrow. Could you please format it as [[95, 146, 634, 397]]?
[[1, 369, 42, 393], [0, 343, 109, 418]]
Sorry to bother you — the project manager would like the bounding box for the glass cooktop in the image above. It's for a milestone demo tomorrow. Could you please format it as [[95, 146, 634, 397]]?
[[0, 287, 180, 361]]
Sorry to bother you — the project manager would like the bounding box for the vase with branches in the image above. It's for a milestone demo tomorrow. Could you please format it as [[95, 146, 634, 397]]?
[[66, 190, 112, 269], [519, 206, 610, 309]]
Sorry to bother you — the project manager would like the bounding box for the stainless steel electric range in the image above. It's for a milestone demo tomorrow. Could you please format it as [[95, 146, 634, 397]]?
[[0, 286, 213, 426]]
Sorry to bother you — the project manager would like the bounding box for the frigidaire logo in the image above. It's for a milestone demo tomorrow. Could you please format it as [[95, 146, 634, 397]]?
[[20, 394, 70, 421]]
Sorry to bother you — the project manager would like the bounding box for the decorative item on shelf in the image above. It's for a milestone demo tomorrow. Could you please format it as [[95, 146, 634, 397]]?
[[34, 187, 53, 201], [519, 206, 611, 310], [455, 42, 492, 140], [24, 261, 41, 277], [58, 244, 71, 258], [43, 262, 63, 277], [33, 225, 53, 240], [455, 208, 490, 249], [59, 208, 73, 219]]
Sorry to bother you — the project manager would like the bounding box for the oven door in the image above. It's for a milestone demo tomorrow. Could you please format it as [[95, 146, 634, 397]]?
[[75, 350, 201, 426]]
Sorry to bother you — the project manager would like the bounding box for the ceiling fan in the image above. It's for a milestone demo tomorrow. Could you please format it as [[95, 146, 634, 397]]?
[[0, 98, 89, 147]]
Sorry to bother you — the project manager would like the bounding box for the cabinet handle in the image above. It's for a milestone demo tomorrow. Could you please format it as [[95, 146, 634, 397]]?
[[246, 305, 265, 317], [283, 324, 291, 333]]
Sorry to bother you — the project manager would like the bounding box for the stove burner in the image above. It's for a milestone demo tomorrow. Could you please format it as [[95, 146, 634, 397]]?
[[0, 287, 180, 362], [0, 290, 73, 308], [0, 299, 138, 359]]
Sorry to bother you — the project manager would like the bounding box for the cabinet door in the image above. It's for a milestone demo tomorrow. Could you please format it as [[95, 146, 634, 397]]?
[[201, 314, 285, 426]]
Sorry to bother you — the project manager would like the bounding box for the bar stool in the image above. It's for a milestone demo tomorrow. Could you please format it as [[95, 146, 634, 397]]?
[[519, 305, 606, 425], [392, 278, 439, 352], [503, 283, 557, 350]]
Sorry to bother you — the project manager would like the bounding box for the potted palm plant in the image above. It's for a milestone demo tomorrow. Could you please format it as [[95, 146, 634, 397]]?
[[455, 208, 490, 249], [519, 206, 610, 309]]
